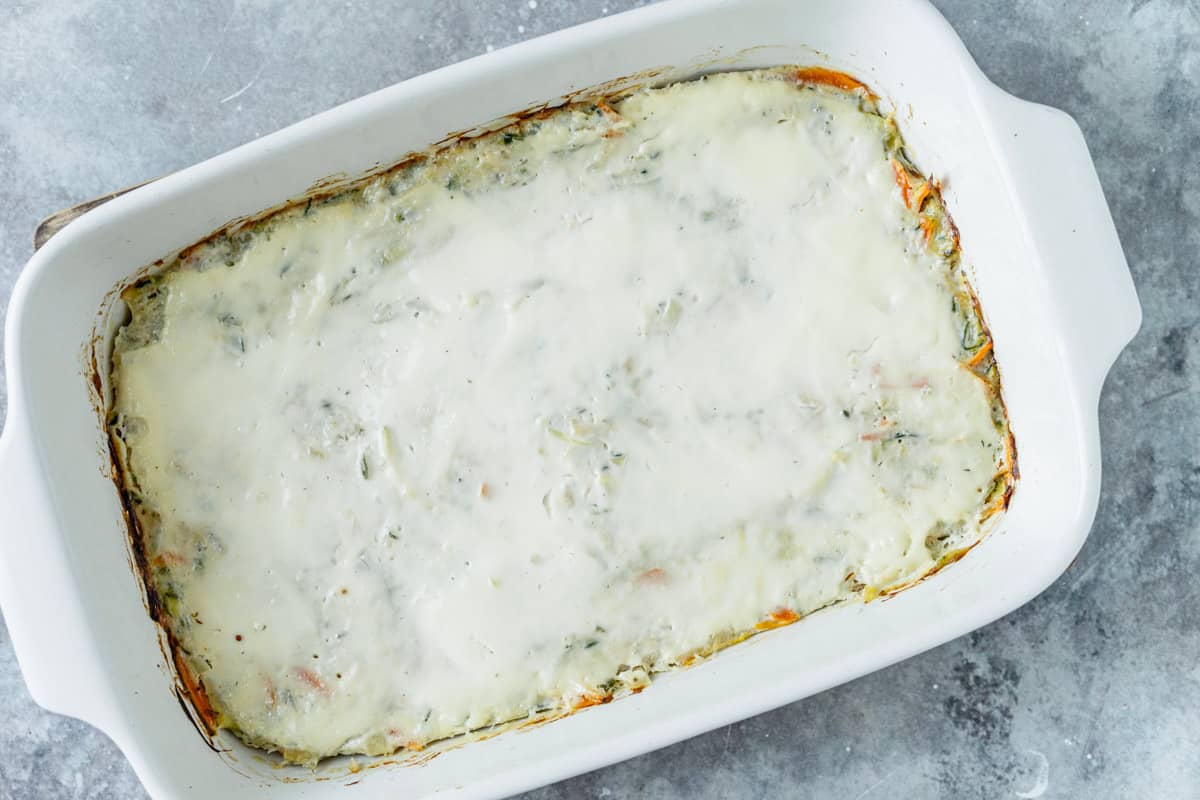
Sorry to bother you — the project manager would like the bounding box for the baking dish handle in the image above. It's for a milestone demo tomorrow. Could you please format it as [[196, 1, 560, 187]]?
[[981, 89, 1142, 397], [0, 421, 114, 726]]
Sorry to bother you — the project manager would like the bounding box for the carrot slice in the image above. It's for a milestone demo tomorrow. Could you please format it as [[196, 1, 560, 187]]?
[[594, 99, 622, 123], [754, 608, 800, 630], [966, 340, 993, 368], [572, 692, 613, 710], [294, 667, 329, 694], [173, 649, 220, 733], [792, 67, 873, 95], [920, 217, 936, 245], [636, 567, 669, 585], [151, 550, 187, 568], [912, 180, 934, 211], [891, 159, 912, 208]]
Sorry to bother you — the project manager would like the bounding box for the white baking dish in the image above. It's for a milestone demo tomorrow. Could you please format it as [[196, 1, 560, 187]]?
[[0, 0, 1139, 797]]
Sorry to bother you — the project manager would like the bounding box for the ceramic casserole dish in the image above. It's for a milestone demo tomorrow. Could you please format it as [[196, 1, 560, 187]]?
[[0, 0, 1140, 797]]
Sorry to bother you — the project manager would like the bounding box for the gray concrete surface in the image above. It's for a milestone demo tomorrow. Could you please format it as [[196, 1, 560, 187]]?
[[1, 0, 1196, 797]]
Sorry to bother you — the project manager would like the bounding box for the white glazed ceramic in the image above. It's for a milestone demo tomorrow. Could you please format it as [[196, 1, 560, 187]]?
[[0, 0, 1140, 797]]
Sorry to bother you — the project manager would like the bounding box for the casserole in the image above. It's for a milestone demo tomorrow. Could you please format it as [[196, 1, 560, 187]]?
[[0, 1, 1140, 798], [105, 67, 1015, 765]]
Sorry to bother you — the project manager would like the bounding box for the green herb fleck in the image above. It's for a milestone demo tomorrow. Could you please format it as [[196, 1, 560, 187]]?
[[329, 267, 358, 305]]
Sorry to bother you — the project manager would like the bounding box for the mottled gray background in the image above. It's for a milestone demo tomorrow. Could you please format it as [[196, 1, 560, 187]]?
[[1, 0, 1195, 797]]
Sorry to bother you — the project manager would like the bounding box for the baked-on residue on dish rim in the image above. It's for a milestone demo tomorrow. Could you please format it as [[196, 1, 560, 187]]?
[[97, 65, 1017, 768]]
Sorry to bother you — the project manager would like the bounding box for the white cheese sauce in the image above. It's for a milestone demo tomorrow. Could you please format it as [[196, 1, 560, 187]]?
[[111, 69, 1009, 761]]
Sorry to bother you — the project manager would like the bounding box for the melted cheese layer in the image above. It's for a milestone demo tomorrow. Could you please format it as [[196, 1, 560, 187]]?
[[111, 69, 1009, 762]]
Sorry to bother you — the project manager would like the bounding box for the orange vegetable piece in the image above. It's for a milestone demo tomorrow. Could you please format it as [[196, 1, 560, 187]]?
[[792, 67, 873, 95]]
